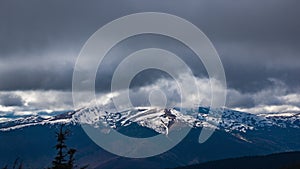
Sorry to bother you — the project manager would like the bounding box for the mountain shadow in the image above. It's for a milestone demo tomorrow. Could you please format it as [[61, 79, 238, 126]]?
[[172, 151, 300, 169]]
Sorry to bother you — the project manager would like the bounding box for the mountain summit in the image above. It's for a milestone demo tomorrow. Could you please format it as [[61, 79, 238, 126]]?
[[1, 106, 299, 139]]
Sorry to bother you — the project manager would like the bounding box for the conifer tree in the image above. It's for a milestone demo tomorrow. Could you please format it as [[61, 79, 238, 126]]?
[[49, 125, 88, 169], [51, 125, 70, 169]]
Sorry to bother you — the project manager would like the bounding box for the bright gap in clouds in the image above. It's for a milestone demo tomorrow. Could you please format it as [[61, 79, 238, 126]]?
[[0, 76, 300, 118]]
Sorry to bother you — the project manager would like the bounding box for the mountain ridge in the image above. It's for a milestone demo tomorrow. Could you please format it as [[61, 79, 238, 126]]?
[[1, 106, 299, 137], [1, 106, 300, 168]]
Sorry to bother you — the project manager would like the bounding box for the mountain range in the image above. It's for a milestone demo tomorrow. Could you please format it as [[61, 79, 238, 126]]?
[[0, 106, 300, 168]]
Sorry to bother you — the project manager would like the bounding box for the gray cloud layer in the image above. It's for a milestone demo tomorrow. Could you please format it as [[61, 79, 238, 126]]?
[[0, 0, 300, 110], [0, 94, 24, 107]]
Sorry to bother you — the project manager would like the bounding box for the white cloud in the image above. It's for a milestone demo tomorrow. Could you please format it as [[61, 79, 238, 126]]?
[[103, 74, 227, 110], [0, 76, 299, 116], [232, 78, 300, 114], [280, 94, 300, 105], [235, 105, 300, 114]]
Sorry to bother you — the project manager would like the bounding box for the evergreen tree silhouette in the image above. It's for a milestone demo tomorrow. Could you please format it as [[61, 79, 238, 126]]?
[[49, 125, 88, 169], [51, 125, 70, 168], [2, 125, 88, 169]]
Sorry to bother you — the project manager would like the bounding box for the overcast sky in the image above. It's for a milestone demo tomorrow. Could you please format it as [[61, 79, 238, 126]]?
[[0, 0, 300, 116]]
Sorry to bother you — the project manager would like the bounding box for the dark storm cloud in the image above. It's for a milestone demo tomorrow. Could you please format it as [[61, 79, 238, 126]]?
[[0, 65, 73, 91], [96, 34, 207, 92], [218, 41, 300, 93], [0, 0, 300, 97], [226, 92, 255, 109], [0, 55, 74, 90], [0, 94, 24, 107]]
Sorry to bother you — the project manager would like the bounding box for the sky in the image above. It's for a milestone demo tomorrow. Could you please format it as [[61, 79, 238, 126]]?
[[0, 0, 300, 117]]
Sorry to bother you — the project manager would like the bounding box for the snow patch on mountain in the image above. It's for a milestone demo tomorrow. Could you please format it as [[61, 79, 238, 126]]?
[[0, 107, 299, 136]]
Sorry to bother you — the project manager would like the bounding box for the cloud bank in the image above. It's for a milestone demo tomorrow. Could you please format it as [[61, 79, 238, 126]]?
[[0, 76, 299, 117], [1, 0, 299, 116]]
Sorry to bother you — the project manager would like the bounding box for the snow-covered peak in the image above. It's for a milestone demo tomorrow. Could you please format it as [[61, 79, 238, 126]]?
[[257, 111, 300, 128], [0, 106, 299, 134], [74, 107, 201, 135]]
